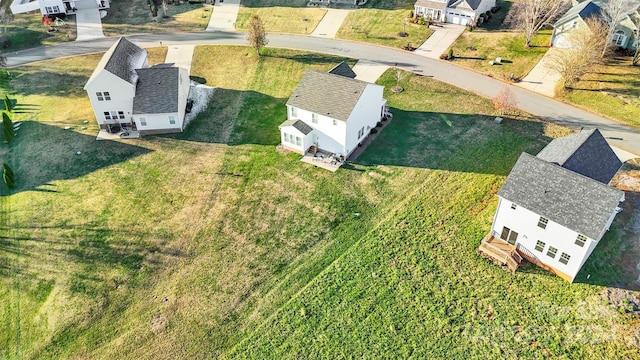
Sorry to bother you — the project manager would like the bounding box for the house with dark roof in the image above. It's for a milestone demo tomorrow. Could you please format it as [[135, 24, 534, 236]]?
[[84, 37, 191, 137], [479, 129, 625, 282], [414, 0, 495, 25], [278, 64, 387, 160], [10, 0, 110, 17], [551, 0, 639, 49]]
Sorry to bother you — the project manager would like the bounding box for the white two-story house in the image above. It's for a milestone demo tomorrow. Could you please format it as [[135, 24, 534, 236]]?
[[84, 37, 191, 137], [414, 0, 495, 25], [278, 63, 386, 159], [10, 0, 109, 16], [481, 129, 625, 282]]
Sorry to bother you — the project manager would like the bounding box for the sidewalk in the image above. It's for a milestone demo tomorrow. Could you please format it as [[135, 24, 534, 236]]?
[[164, 45, 195, 74], [310, 9, 351, 38], [75, 8, 105, 41], [414, 24, 465, 59], [206, 0, 241, 32], [516, 48, 562, 97]]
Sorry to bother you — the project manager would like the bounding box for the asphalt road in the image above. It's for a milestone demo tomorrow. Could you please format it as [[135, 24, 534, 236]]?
[[4, 32, 640, 156]]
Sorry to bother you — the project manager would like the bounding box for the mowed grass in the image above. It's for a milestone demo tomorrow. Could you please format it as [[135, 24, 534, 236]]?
[[0, 0, 77, 51], [235, 6, 326, 34], [101, 0, 211, 36], [336, 9, 433, 49], [449, 29, 552, 81], [1, 45, 639, 360], [559, 57, 640, 129]]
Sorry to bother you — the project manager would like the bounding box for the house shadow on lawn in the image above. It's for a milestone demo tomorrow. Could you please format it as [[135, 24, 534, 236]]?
[[1, 121, 152, 196], [354, 109, 552, 175]]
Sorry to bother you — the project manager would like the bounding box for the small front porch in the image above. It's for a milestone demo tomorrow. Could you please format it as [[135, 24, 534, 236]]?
[[477, 234, 522, 274]]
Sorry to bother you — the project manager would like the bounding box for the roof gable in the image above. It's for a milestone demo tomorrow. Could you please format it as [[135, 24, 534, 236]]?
[[414, 0, 448, 10], [104, 37, 148, 85], [555, 1, 601, 26], [287, 70, 371, 122], [132, 66, 182, 115], [449, 0, 482, 10], [328, 61, 357, 79], [498, 153, 623, 240], [536, 129, 622, 184]]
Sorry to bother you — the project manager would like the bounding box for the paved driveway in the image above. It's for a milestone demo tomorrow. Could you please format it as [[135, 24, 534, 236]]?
[[206, 0, 241, 32], [310, 9, 351, 38], [352, 60, 389, 83], [517, 47, 562, 97], [414, 23, 465, 59], [164, 45, 195, 74], [75, 8, 105, 41]]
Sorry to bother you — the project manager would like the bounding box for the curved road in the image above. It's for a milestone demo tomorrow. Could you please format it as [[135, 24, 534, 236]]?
[[4, 32, 640, 156]]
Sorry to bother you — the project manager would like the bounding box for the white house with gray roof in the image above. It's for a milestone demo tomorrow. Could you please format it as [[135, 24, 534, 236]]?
[[10, 0, 109, 16], [414, 0, 495, 25], [84, 37, 190, 137], [483, 129, 624, 282], [279, 65, 386, 159]]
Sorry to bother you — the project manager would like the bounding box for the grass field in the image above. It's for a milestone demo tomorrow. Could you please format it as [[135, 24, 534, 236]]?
[[1, 46, 639, 359], [0, 0, 77, 52], [336, 9, 433, 49], [101, 0, 211, 36], [235, 6, 326, 34], [559, 57, 640, 130]]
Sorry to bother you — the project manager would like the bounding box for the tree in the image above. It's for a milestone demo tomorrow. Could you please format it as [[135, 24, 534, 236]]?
[[2, 111, 12, 143], [600, 0, 640, 57], [506, 0, 570, 48], [633, 22, 640, 65], [3, 163, 14, 189], [546, 18, 607, 88], [492, 87, 518, 116], [248, 15, 268, 56], [162, 0, 169, 18]]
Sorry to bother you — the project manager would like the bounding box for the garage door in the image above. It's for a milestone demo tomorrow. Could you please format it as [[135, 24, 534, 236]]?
[[459, 17, 468, 26], [451, 16, 460, 24]]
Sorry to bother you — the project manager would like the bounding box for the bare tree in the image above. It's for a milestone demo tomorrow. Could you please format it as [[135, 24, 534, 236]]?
[[492, 87, 518, 116], [248, 15, 268, 56], [600, 0, 640, 57], [633, 18, 640, 65], [506, 0, 570, 48], [546, 17, 608, 88], [162, 0, 169, 18]]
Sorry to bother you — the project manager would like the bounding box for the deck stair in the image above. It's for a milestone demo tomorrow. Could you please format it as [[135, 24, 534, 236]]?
[[477, 234, 522, 273]]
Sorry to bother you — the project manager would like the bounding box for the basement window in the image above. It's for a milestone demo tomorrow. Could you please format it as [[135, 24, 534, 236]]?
[[537, 217, 548, 229], [559, 252, 571, 265], [535, 240, 545, 252], [575, 234, 586, 247]]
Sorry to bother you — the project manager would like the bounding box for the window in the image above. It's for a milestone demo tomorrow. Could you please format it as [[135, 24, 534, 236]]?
[[537, 217, 548, 229], [333, 119, 337, 126], [140, 117, 147, 126], [612, 30, 627, 46], [291, 107, 298, 118], [499, 226, 518, 245], [96, 92, 111, 101], [284, 133, 290, 143], [103, 92, 111, 100], [104, 111, 111, 120], [295, 136, 301, 146], [572, 21, 578, 28], [97, 92, 104, 101], [357, 126, 365, 139], [110, 111, 118, 120], [118, 111, 125, 119], [311, 113, 318, 124], [535, 240, 545, 252], [559, 252, 571, 265], [575, 234, 586, 247], [169, 115, 176, 125], [510, 203, 517, 210], [546, 246, 557, 259], [45, 5, 60, 13]]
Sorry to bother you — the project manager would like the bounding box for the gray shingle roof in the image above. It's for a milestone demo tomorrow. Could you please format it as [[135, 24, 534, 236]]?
[[498, 153, 623, 240], [537, 129, 622, 184], [414, 0, 448, 10], [279, 119, 314, 135], [328, 61, 357, 79], [132, 67, 180, 115], [104, 37, 148, 85], [287, 70, 369, 122], [555, 0, 601, 27]]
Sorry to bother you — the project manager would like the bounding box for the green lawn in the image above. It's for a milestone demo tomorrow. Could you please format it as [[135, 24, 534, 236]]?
[[559, 57, 640, 129], [1, 46, 639, 359], [235, 6, 326, 34], [101, 0, 211, 36], [0, 0, 77, 52], [336, 9, 433, 49], [448, 29, 552, 81]]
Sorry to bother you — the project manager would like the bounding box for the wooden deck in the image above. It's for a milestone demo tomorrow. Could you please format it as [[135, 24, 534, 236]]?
[[477, 234, 522, 274]]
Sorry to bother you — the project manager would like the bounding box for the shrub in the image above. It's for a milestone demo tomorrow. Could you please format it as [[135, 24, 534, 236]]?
[[0, 36, 11, 49], [370, 128, 378, 134], [376, 121, 383, 128], [440, 53, 449, 60], [448, 48, 454, 60]]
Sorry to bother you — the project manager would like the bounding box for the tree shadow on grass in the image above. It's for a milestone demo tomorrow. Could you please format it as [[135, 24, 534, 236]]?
[[8, 70, 89, 97], [0, 121, 152, 196]]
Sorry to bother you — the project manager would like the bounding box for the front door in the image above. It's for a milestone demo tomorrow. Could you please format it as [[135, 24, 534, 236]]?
[[500, 226, 518, 245]]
